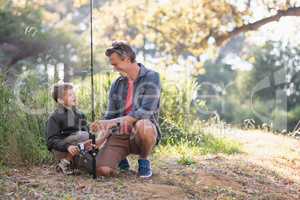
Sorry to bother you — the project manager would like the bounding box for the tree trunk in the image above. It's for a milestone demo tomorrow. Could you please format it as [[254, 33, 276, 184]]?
[[63, 62, 71, 82], [54, 64, 59, 83]]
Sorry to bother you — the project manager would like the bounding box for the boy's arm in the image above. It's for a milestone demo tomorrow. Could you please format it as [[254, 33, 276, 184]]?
[[46, 116, 71, 152]]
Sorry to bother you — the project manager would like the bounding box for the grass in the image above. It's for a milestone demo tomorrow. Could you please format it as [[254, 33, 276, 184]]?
[[155, 133, 242, 165], [0, 162, 9, 173], [177, 155, 196, 166], [200, 134, 242, 155]]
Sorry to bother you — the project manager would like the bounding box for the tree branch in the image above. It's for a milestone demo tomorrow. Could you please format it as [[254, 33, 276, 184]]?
[[215, 7, 300, 46], [0, 37, 47, 66]]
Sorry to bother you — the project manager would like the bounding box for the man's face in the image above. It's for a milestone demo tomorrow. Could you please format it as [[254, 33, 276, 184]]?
[[109, 52, 130, 72], [61, 88, 76, 107]]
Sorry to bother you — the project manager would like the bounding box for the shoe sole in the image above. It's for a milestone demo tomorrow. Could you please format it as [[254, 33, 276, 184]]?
[[139, 171, 153, 178]]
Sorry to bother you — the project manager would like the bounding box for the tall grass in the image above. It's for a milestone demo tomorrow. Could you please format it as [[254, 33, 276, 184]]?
[[0, 74, 52, 166]]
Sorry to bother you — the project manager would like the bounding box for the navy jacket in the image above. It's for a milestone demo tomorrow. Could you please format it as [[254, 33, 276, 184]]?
[[104, 63, 161, 143]]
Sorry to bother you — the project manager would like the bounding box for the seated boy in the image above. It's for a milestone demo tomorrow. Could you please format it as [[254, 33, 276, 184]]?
[[46, 82, 109, 175]]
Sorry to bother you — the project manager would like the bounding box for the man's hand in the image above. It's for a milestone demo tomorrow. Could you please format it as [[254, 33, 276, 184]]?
[[67, 145, 79, 156], [90, 120, 116, 134], [90, 121, 101, 133]]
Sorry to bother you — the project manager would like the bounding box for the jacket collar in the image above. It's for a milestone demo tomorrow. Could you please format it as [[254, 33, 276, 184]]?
[[138, 63, 148, 78], [57, 104, 79, 114]]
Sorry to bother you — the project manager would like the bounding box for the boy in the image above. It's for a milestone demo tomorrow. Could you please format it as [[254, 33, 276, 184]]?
[[46, 82, 109, 175]]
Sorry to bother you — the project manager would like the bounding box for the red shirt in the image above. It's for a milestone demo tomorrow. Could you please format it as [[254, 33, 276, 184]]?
[[125, 79, 134, 115], [124, 79, 134, 133]]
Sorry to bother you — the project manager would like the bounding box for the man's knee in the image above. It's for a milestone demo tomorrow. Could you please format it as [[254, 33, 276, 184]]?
[[96, 166, 115, 177], [135, 119, 157, 139]]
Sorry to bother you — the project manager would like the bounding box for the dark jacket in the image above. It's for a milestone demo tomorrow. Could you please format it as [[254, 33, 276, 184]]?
[[104, 63, 162, 143], [45, 105, 89, 152]]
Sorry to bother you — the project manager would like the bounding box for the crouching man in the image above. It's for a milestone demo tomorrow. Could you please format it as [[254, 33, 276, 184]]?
[[90, 41, 161, 178]]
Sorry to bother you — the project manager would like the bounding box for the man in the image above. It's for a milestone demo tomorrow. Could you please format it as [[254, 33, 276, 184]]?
[[90, 41, 161, 178]]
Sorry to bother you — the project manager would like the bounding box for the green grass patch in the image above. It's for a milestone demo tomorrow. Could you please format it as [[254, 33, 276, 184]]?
[[200, 134, 242, 155], [155, 133, 242, 165], [177, 155, 196, 166], [0, 161, 9, 173]]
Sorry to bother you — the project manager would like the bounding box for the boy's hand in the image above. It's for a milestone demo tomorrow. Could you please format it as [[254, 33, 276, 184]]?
[[67, 145, 79, 156]]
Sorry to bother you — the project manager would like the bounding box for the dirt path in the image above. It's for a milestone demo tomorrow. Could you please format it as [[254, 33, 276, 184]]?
[[1, 128, 300, 200]]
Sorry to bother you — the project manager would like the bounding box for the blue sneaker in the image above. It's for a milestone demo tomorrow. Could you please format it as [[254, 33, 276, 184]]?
[[138, 159, 152, 178], [118, 158, 130, 172]]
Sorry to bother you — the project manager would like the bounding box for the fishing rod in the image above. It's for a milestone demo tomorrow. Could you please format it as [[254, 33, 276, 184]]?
[[89, 0, 97, 180]]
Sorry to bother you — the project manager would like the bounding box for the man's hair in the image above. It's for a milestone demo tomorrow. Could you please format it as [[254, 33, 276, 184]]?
[[52, 82, 73, 102], [105, 41, 136, 63]]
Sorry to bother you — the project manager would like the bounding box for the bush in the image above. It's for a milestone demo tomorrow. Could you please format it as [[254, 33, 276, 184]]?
[[287, 106, 300, 131], [0, 74, 52, 166], [159, 77, 206, 144]]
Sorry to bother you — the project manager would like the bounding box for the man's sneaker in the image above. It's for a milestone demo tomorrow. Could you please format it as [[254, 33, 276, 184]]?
[[118, 158, 130, 172], [56, 159, 74, 175], [138, 159, 152, 178]]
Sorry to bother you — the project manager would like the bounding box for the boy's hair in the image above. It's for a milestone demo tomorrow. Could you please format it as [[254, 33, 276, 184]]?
[[52, 82, 73, 102], [105, 41, 136, 63]]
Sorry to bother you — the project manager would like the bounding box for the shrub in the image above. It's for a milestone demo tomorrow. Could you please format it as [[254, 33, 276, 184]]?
[[0, 74, 51, 165]]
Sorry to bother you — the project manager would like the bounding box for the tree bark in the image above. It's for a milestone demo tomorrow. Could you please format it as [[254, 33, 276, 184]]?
[[63, 62, 71, 82]]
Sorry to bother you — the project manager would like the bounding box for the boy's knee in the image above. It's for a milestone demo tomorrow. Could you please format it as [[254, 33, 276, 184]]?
[[96, 166, 115, 177]]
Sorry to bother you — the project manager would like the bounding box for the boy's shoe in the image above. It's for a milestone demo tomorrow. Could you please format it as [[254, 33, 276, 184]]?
[[138, 159, 152, 178], [118, 158, 130, 172], [56, 159, 74, 175]]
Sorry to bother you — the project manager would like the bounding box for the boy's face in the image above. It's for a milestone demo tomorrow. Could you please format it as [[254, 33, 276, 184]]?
[[58, 88, 76, 107]]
